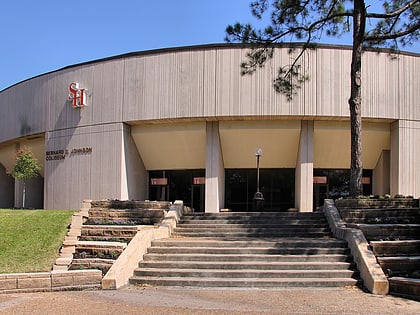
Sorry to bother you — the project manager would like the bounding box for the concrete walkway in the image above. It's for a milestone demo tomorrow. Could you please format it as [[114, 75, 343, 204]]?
[[0, 286, 419, 314]]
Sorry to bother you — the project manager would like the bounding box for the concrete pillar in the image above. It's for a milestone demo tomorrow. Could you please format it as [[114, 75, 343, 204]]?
[[295, 121, 314, 212], [205, 121, 224, 213], [12, 143, 23, 208], [0, 163, 14, 208], [390, 121, 400, 196], [373, 150, 390, 196]]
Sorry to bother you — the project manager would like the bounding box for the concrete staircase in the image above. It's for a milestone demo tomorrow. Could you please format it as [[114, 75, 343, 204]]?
[[69, 200, 169, 275], [337, 198, 420, 301], [130, 212, 359, 288]]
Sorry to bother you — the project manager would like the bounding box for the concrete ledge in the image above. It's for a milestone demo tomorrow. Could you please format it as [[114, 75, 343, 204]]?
[[52, 270, 102, 290], [0, 270, 102, 294], [323, 199, 389, 295], [101, 201, 184, 290]]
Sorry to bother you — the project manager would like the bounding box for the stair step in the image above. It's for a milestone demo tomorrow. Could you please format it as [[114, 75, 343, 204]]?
[[87, 209, 165, 225], [176, 221, 328, 229], [74, 241, 126, 259], [151, 238, 347, 248], [79, 235, 133, 243], [389, 277, 420, 302], [70, 258, 116, 270], [370, 240, 420, 256], [76, 240, 127, 249], [89, 208, 165, 216], [81, 225, 139, 237], [134, 268, 355, 278], [173, 232, 330, 238], [143, 253, 351, 263], [175, 228, 329, 234], [339, 208, 420, 219], [70, 258, 116, 275], [182, 213, 326, 220], [130, 276, 358, 288], [356, 224, 420, 241], [146, 246, 349, 255], [138, 261, 353, 270], [377, 256, 420, 275], [335, 199, 419, 209], [178, 218, 327, 223], [90, 200, 171, 210]]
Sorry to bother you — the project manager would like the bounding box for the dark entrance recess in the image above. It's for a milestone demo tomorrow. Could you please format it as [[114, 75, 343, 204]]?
[[149, 170, 205, 212], [225, 169, 295, 212], [313, 169, 373, 210]]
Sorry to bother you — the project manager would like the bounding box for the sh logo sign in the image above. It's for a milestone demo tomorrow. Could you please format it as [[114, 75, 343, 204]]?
[[68, 82, 87, 108]]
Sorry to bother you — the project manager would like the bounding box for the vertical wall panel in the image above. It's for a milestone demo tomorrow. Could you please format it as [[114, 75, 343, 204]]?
[[44, 123, 126, 209], [394, 120, 420, 196], [315, 48, 351, 117], [121, 124, 148, 200]]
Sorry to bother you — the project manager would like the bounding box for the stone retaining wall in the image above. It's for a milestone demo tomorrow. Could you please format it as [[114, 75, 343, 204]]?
[[0, 270, 102, 294]]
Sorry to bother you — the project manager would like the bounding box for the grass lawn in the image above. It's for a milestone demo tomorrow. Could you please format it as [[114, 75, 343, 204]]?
[[0, 209, 75, 273]]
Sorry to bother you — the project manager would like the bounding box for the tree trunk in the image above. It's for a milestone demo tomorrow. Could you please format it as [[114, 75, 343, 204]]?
[[22, 181, 26, 209], [348, 0, 366, 197]]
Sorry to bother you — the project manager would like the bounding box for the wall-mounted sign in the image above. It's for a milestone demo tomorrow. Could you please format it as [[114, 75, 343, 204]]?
[[70, 147, 93, 155], [68, 82, 87, 108], [46, 147, 92, 161], [46, 149, 68, 161], [362, 177, 371, 185], [313, 176, 327, 184], [150, 178, 168, 186], [193, 177, 205, 185]]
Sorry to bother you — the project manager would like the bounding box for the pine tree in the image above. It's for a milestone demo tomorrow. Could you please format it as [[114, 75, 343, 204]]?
[[226, 0, 420, 197]]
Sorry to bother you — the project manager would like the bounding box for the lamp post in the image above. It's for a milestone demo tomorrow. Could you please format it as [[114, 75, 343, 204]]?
[[253, 148, 264, 211]]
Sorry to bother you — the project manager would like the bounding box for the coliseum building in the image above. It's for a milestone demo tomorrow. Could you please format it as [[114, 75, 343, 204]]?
[[0, 44, 419, 211]]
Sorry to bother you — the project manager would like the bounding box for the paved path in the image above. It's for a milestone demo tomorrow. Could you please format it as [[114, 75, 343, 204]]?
[[0, 286, 419, 314]]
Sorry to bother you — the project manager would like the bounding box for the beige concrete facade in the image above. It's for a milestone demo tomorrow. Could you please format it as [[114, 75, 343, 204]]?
[[0, 44, 418, 211]]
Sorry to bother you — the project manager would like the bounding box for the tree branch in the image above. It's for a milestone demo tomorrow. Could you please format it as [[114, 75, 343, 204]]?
[[366, 0, 419, 19], [365, 21, 420, 41]]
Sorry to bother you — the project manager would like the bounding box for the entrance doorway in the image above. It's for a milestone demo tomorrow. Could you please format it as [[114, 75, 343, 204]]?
[[149, 170, 205, 212], [192, 184, 205, 212], [225, 169, 295, 212]]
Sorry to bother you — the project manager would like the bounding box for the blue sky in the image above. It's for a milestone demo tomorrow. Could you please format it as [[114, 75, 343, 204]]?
[[1, 0, 419, 91]]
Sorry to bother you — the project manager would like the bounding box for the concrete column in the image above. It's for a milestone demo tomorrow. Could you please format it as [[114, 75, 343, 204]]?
[[390, 121, 400, 196], [13, 143, 22, 208], [295, 121, 314, 212], [373, 150, 390, 196], [0, 163, 14, 208], [205, 121, 224, 213]]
